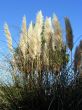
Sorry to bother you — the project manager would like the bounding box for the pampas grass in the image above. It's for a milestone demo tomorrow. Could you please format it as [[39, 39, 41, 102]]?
[[1, 11, 80, 110], [64, 17, 73, 51], [74, 46, 80, 72], [65, 17, 73, 64], [74, 40, 82, 76], [4, 23, 13, 53], [53, 15, 63, 48], [7, 11, 67, 75], [19, 16, 28, 59]]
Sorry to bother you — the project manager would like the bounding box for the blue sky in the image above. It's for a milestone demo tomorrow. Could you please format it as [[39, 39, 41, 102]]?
[[0, 0, 82, 53]]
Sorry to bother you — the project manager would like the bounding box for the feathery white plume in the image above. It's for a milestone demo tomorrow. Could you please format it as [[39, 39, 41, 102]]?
[[4, 23, 13, 52], [19, 16, 28, 58], [28, 21, 36, 58], [30, 11, 43, 58], [43, 17, 52, 65], [35, 10, 43, 34], [28, 21, 33, 38], [44, 17, 52, 43], [53, 15, 63, 48]]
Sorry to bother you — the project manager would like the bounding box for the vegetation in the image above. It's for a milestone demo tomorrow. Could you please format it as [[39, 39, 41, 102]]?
[[0, 11, 82, 110]]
